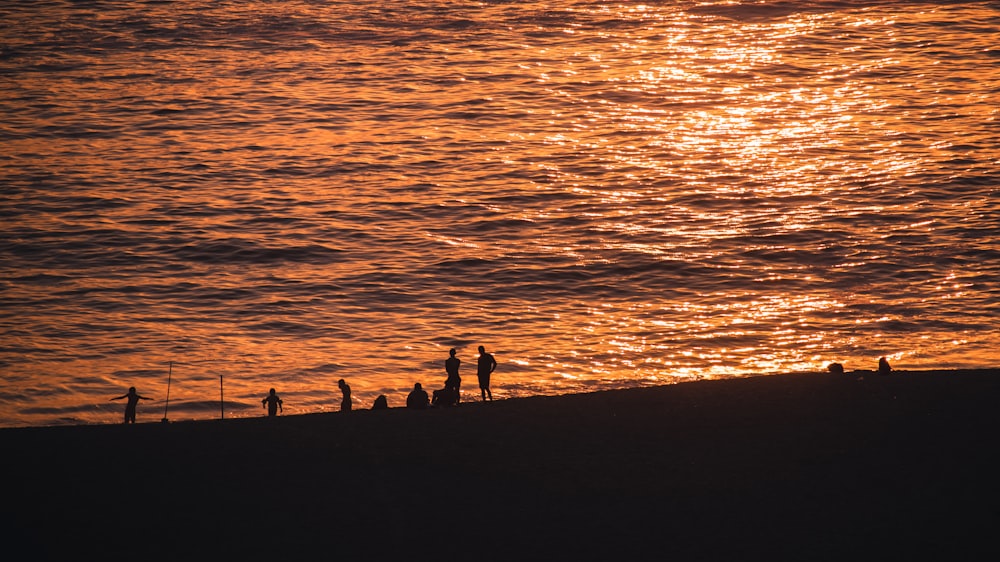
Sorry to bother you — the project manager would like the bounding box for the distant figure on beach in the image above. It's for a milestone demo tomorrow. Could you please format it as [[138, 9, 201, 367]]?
[[407, 383, 429, 409], [432, 384, 458, 408], [828, 362, 845, 375], [445, 348, 461, 404], [878, 357, 892, 376], [477, 345, 497, 401], [339, 379, 352, 412], [262, 388, 283, 417], [110, 386, 152, 424], [372, 394, 388, 410]]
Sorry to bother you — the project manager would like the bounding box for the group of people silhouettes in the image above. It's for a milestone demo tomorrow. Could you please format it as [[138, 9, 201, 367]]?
[[264, 347, 497, 416], [110, 350, 901, 424], [827, 357, 894, 377], [261, 376, 354, 418], [405, 345, 498, 410], [109, 345, 498, 423], [262, 347, 496, 415]]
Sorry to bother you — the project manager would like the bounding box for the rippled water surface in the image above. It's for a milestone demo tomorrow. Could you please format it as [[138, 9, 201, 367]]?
[[2, 0, 998, 427]]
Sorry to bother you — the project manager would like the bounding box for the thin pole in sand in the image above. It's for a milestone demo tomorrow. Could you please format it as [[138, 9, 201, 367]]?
[[220, 375, 224, 420], [161, 361, 172, 423]]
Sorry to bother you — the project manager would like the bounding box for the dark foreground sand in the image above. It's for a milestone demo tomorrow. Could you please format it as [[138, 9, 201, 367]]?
[[5, 370, 1000, 560]]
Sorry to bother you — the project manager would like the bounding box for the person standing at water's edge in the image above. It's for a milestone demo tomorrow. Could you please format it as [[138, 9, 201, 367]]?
[[262, 388, 283, 417], [477, 345, 497, 401], [338, 379, 352, 412], [111, 386, 152, 424], [445, 348, 461, 404]]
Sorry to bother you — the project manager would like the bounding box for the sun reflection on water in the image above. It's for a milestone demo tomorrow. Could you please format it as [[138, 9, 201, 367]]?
[[1, 1, 998, 426]]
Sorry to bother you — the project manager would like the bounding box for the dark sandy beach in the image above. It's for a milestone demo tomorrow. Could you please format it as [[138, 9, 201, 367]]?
[[5, 369, 1000, 560]]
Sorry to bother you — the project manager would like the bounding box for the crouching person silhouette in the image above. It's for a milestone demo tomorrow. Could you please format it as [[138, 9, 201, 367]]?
[[432, 385, 458, 408]]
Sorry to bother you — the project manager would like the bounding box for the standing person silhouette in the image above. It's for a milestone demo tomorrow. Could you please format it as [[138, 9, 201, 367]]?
[[477, 345, 497, 401], [111, 386, 152, 424], [445, 348, 461, 404], [262, 388, 283, 417], [338, 379, 352, 412]]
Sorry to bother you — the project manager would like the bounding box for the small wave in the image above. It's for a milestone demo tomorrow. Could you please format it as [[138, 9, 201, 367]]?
[[166, 240, 342, 264]]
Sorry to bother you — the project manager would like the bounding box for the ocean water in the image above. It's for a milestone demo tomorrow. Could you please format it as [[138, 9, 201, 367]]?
[[1, 0, 998, 428]]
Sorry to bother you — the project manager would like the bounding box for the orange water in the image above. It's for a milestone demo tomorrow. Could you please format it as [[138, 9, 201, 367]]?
[[1, 0, 998, 426]]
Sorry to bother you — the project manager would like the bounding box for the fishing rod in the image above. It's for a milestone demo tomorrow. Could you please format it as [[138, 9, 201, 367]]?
[[162, 361, 172, 423]]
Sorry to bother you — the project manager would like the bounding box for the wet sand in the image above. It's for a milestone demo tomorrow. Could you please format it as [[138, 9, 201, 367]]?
[[5, 369, 1000, 560]]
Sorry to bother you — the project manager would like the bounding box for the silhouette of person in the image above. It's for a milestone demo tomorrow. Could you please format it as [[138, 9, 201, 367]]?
[[445, 348, 461, 404], [111, 386, 152, 424], [338, 379, 352, 412], [262, 388, 283, 417], [477, 345, 497, 401], [828, 362, 845, 375], [878, 357, 892, 376], [372, 394, 388, 410], [407, 383, 429, 409]]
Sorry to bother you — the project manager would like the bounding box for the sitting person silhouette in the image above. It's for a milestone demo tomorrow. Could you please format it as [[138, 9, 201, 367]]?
[[406, 383, 429, 409], [262, 388, 283, 417], [111, 386, 152, 424], [371, 394, 388, 410], [878, 357, 892, 376], [432, 384, 458, 408]]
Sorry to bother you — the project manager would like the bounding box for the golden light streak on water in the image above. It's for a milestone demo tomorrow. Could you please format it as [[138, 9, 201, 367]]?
[[1, 1, 998, 426]]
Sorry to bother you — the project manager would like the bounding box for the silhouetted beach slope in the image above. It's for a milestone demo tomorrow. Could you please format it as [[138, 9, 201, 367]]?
[[6, 369, 1000, 560]]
